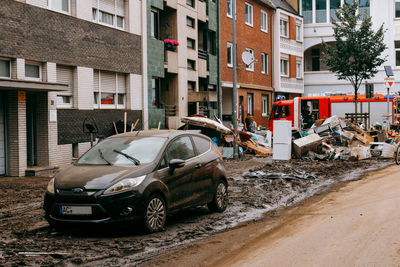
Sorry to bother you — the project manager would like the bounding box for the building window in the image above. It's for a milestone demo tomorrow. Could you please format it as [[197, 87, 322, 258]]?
[[359, 0, 370, 19], [188, 81, 196, 91], [396, 41, 400, 66], [227, 0, 232, 18], [261, 53, 268, 74], [330, 0, 341, 21], [118, 94, 125, 106], [247, 93, 254, 115], [152, 78, 160, 108], [302, 0, 312, 24], [25, 62, 41, 80], [187, 59, 196, 70], [151, 10, 159, 38], [245, 48, 254, 71], [280, 19, 288, 37], [92, 0, 125, 30], [261, 10, 268, 33], [296, 61, 302, 78], [57, 95, 72, 106], [280, 59, 289, 76], [227, 42, 233, 67], [187, 38, 195, 49], [187, 16, 195, 28], [262, 95, 269, 116], [101, 93, 115, 105], [48, 0, 70, 14], [245, 3, 253, 26], [296, 24, 302, 41], [186, 0, 194, 7], [0, 59, 10, 78], [396, 2, 400, 18], [316, 0, 327, 23], [311, 49, 320, 71]]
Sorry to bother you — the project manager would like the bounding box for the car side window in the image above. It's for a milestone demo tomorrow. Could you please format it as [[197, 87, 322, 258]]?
[[166, 136, 196, 161], [193, 136, 211, 155]]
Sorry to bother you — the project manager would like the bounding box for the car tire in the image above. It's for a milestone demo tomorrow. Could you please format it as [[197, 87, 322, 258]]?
[[143, 194, 167, 233], [396, 146, 400, 165], [208, 180, 228, 213]]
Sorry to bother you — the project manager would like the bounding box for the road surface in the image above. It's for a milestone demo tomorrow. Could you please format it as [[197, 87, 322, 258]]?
[[146, 165, 400, 267]]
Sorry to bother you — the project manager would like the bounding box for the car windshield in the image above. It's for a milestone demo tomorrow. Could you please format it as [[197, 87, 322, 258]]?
[[77, 136, 167, 166]]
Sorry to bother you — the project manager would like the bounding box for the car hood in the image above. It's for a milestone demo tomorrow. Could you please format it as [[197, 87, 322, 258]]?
[[54, 164, 149, 190]]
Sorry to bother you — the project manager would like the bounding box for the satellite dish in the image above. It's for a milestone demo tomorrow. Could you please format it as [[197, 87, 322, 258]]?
[[241, 51, 254, 66]]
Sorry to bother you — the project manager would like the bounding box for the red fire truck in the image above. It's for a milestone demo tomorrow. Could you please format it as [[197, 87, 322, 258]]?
[[268, 94, 399, 131]]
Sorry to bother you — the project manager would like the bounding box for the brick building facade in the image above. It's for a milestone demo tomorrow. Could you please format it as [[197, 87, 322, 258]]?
[[220, 0, 275, 129], [0, 0, 145, 176]]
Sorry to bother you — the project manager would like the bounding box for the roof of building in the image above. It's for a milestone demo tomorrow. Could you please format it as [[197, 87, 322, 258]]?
[[257, 0, 275, 9], [269, 0, 298, 15]]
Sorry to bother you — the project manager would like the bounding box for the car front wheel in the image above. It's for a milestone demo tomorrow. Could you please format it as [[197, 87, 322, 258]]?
[[143, 194, 167, 232], [208, 180, 228, 212]]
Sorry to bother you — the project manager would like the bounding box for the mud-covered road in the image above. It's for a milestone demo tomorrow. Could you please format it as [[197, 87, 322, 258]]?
[[0, 158, 392, 266], [147, 165, 400, 267]]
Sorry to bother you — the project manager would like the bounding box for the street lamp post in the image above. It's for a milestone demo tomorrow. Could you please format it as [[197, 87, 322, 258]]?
[[232, 0, 239, 159]]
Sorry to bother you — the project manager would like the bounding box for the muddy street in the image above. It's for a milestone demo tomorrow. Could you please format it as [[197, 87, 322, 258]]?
[[147, 165, 400, 267], [0, 158, 392, 266]]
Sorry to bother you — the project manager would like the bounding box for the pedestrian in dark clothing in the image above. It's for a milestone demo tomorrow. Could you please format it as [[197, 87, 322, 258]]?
[[245, 113, 252, 132], [302, 106, 314, 129]]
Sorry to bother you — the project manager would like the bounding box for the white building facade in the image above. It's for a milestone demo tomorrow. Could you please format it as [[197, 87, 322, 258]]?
[[301, 0, 400, 96], [271, 0, 304, 99]]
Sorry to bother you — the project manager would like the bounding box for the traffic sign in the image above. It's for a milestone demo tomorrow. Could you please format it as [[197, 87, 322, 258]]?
[[384, 77, 395, 88]]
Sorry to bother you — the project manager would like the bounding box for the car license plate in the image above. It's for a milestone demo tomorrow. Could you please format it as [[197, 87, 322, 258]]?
[[60, 205, 92, 215]]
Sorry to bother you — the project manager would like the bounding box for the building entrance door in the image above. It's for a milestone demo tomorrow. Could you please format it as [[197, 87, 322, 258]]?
[[26, 94, 38, 166], [0, 93, 5, 175]]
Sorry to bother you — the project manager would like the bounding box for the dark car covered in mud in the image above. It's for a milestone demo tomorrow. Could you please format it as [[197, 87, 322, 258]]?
[[44, 130, 228, 232]]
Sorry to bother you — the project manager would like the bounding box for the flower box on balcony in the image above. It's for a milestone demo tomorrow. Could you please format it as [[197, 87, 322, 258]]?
[[164, 39, 179, 51]]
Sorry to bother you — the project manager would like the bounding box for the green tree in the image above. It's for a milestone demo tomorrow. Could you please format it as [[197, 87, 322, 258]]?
[[322, 0, 386, 115]]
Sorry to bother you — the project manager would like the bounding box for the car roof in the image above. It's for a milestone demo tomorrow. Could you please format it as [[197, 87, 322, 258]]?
[[108, 130, 210, 140]]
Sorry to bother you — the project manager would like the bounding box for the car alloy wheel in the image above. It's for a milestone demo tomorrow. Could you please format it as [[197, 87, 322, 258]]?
[[144, 195, 166, 232], [208, 181, 228, 212]]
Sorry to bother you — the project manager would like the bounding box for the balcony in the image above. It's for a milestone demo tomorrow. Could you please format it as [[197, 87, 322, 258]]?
[[165, 50, 178, 74], [188, 91, 217, 102], [165, 0, 177, 9]]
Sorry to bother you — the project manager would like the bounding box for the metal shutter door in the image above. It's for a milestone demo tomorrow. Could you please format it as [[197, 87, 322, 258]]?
[[100, 71, 116, 93], [117, 73, 126, 93], [56, 65, 73, 95]]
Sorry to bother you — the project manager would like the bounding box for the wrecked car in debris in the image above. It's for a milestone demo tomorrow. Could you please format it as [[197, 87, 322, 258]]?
[[44, 130, 228, 232]]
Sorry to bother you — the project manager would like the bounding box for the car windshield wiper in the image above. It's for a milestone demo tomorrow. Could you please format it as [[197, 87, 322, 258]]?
[[113, 149, 141, 165], [98, 149, 112, 165]]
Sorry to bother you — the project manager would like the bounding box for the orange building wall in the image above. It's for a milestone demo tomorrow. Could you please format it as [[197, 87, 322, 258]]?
[[220, 0, 274, 127]]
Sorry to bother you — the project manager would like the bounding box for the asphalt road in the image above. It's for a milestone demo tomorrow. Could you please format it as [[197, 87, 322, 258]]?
[[146, 165, 400, 267]]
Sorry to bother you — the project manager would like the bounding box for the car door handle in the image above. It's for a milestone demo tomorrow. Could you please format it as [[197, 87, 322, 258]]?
[[195, 163, 202, 169]]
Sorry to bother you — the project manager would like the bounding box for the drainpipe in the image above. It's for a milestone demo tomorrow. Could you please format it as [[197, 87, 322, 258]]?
[[271, 10, 275, 108], [217, 0, 222, 119], [141, 0, 149, 130]]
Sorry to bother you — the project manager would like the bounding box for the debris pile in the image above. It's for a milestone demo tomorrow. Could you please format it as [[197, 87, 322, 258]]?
[[181, 115, 272, 158], [290, 115, 399, 161]]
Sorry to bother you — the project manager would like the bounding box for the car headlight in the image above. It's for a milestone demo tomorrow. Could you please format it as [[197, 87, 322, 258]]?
[[103, 175, 146, 195], [47, 178, 55, 194]]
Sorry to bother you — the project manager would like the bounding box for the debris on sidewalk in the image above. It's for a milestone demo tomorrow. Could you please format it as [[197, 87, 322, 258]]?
[[243, 169, 315, 180]]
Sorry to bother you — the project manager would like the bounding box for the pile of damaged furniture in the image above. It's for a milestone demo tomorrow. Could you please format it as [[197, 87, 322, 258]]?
[[292, 116, 399, 161], [180, 115, 272, 158]]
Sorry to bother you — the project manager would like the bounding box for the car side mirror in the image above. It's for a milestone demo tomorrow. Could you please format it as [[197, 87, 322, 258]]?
[[169, 159, 185, 174]]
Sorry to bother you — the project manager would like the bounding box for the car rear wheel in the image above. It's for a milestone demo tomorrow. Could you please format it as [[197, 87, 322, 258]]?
[[144, 194, 167, 232], [395, 146, 400, 165], [208, 180, 228, 213]]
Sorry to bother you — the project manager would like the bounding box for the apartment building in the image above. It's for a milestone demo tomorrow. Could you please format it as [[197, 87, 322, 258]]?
[[271, 0, 304, 100], [221, 0, 275, 128], [301, 0, 399, 96], [0, 0, 145, 176], [147, 0, 220, 129]]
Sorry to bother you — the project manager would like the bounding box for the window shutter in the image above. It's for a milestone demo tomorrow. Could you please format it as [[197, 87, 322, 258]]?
[[99, 0, 115, 14], [117, 73, 126, 93], [101, 70, 116, 93], [56, 65, 73, 95], [93, 70, 99, 92], [116, 0, 125, 16]]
